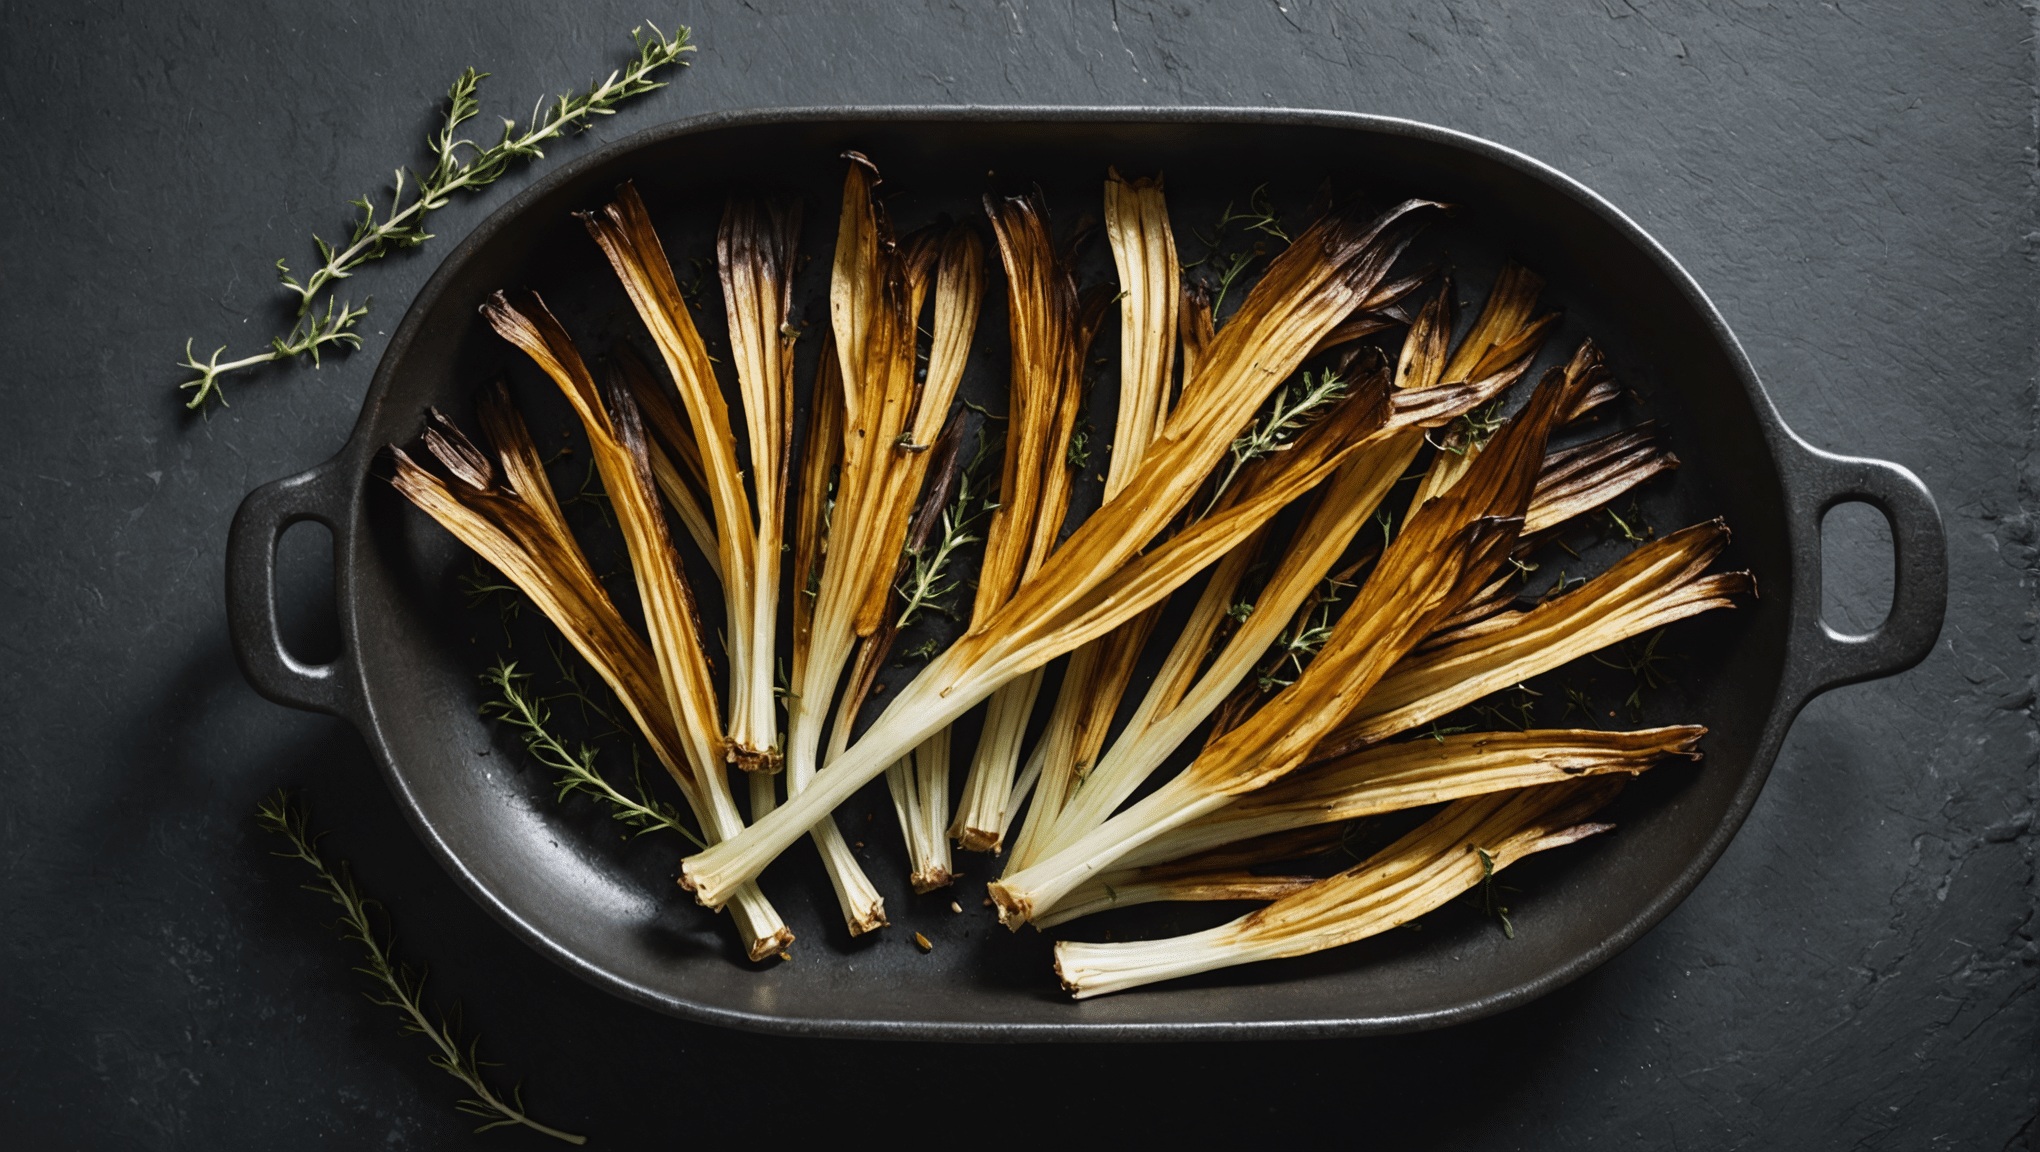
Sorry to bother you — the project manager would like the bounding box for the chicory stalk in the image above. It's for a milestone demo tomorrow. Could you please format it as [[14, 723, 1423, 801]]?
[[577, 185, 768, 768], [715, 194, 801, 773], [886, 730, 957, 893], [1012, 260, 1551, 872], [610, 349, 721, 578], [949, 190, 1104, 852], [386, 374, 792, 960], [775, 161, 987, 931], [973, 171, 1182, 862], [1309, 520, 1751, 764], [1052, 776, 1626, 998], [1040, 725, 1704, 925], [1406, 262, 1558, 505], [1013, 424, 1416, 871]]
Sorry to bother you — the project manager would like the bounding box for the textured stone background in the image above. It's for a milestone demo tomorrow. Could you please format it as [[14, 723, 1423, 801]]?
[[2, 1, 2032, 1146]]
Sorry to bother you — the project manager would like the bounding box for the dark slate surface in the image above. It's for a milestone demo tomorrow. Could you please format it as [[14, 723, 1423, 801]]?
[[2, 1, 2031, 1146]]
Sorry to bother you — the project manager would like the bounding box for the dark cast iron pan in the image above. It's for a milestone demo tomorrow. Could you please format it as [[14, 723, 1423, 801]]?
[[224, 108, 1946, 1041]]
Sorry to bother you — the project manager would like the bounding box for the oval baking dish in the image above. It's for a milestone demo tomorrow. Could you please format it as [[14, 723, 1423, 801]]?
[[225, 108, 1945, 1040]]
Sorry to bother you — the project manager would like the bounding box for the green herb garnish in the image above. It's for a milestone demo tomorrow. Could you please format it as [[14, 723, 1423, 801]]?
[[180, 23, 693, 409], [256, 791, 585, 1143], [480, 659, 703, 847]]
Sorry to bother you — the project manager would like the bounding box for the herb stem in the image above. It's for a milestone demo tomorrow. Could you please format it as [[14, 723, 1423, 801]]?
[[480, 659, 705, 848], [178, 296, 372, 409], [256, 791, 585, 1144], [1202, 368, 1348, 517], [292, 24, 692, 314], [896, 427, 1000, 629], [180, 23, 693, 410]]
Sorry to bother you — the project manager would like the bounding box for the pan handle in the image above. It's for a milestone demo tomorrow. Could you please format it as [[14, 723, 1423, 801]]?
[[1778, 435, 1946, 710], [225, 453, 362, 719]]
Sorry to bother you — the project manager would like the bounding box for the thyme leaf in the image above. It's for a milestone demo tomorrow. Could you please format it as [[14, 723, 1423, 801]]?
[[1425, 397, 1508, 457], [1066, 407, 1094, 471], [1202, 368, 1348, 518], [1471, 683, 1541, 732], [1473, 846, 1515, 939], [1603, 495, 1655, 544], [896, 637, 943, 664], [1186, 184, 1286, 318], [1253, 569, 1356, 692], [1427, 721, 1476, 743], [1561, 683, 1599, 728]]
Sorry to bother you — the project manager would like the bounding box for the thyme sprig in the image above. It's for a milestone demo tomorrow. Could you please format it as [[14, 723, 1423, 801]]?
[[896, 428, 1001, 629], [1427, 397, 1509, 457], [1254, 571, 1354, 691], [179, 23, 694, 410], [459, 559, 524, 645], [177, 297, 371, 409], [1592, 627, 1673, 715], [1203, 369, 1349, 516], [479, 659, 704, 848], [255, 791, 585, 1144], [1186, 184, 1287, 317]]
